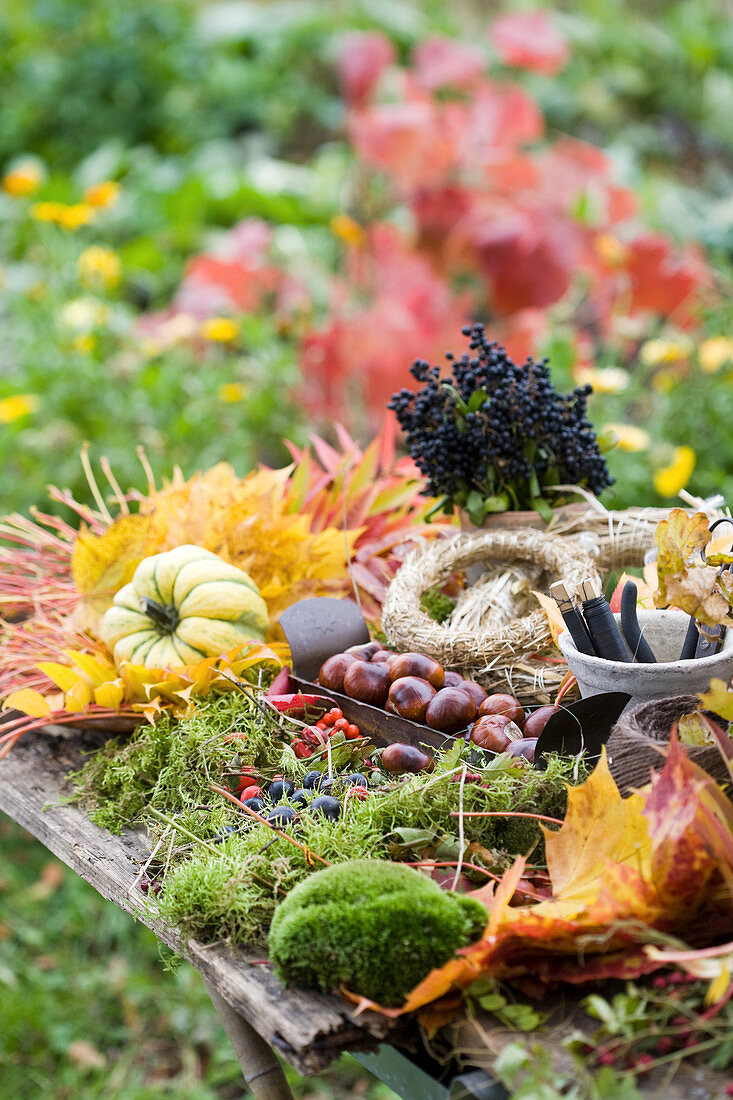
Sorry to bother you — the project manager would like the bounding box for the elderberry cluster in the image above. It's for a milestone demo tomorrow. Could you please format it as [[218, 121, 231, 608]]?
[[388, 323, 613, 517]]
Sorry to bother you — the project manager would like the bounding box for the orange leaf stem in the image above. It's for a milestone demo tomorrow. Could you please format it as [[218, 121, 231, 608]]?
[[450, 810, 565, 826]]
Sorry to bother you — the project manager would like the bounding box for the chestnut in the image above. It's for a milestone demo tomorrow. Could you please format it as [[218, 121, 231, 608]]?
[[425, 687, 476, 733], [470, 714, 522, 753], [457, 680, 488, 708], [442, 670, 465, 688], [478, 693, 525, 728], [387, 676, 436, 722], [381, 742, 434, 774], [370, 648, 394, 663], [523, 705, 560, 739], [318, 652, 358, 692], [506, 738, 538, 763], [346, 641, 384, 661], [387, 652, 445, 689], [342, 660, 391, 706]]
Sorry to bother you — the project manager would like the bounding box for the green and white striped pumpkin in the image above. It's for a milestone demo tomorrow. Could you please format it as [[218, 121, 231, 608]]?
[[101, 544, 269, 668]]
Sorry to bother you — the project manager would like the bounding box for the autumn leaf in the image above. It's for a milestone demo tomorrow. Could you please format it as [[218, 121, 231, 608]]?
[[356, 746, 733, 1027], [654, 509, 733, 626], [2, 688, 52, 718], [71, 514, 153, 637], [655, 509, 710, 585], [532, 590, 565, 646], [643, 734, 733, 901]]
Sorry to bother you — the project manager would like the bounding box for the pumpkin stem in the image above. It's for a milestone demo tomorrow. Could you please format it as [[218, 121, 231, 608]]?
[[140, 597, 179, 633]]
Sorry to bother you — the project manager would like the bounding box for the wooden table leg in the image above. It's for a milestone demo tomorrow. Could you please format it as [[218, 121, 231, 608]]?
[[201, 977, 294, 1100]]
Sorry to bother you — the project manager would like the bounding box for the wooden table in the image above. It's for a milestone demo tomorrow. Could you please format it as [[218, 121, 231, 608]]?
[[1, 726, 728, 1100]]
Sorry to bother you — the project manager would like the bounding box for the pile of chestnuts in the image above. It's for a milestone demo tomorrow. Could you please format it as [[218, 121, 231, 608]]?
[[317, 643, 559, 761]]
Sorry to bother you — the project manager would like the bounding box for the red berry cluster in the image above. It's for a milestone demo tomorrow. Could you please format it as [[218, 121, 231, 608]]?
[[291, 707, 361, 759]]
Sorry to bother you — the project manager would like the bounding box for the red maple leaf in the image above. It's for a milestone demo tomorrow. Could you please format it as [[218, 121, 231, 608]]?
[[490, 10, 570, 76]]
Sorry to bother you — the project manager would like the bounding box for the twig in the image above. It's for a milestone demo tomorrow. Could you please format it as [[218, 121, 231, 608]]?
[[450, 765, 468, 893], [147, 807, 221, 855], [450, 810, 564, 826]]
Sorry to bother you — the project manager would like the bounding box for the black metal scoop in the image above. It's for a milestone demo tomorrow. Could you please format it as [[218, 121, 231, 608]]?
[[534, 691, 631, 770]]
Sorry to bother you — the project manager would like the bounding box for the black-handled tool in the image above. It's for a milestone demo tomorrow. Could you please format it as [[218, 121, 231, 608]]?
[[694, 623, 726, 658], [550, 580, 597, 657], [579, 576, 633, 662], [619, 580, 656, 663]]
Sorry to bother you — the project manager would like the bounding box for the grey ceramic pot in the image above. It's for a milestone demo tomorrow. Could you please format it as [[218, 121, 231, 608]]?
[[558, 609, 733, 711]]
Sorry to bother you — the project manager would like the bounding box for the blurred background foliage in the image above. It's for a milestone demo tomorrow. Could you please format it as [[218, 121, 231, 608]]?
[[3, 2, 733, 1096], [0, 0, 733, 513]]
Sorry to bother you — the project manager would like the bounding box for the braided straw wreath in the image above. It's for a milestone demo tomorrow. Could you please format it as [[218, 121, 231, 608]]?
[[382, 528, 600, 672]]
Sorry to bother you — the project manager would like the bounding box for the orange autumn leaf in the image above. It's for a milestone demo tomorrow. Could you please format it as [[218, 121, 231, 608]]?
[[357, 746, 733, 1025], [532, 590, 565, 646]]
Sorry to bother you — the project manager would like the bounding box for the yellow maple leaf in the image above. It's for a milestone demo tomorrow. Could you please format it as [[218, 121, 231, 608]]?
[[71, 514, 153, 637], [536, 752, 652, 916]]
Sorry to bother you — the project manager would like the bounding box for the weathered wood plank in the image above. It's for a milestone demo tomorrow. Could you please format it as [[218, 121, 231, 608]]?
[[0, 727, 395, 1076], [2, 726, 729, 1096]]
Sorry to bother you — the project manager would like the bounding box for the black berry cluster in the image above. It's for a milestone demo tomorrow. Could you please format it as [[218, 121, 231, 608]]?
[[388, 323, 614, 519]]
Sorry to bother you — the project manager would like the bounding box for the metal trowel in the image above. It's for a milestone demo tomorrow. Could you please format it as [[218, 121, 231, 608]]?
[[534, 691, 631, 770]]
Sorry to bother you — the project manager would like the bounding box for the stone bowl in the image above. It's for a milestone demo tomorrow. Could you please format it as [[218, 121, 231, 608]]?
[[558, 609, 733, 711]]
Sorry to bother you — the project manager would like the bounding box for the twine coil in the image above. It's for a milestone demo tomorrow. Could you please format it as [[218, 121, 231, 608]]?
[[608, 694, 731, 794]]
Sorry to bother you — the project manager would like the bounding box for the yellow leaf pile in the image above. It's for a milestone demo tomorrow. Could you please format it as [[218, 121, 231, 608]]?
[[72, 464, 361, 640], [3, 644, 281, 726]]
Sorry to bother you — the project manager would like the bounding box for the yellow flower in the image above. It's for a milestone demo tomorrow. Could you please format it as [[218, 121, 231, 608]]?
[[78, 246, 122, 290], [31, 201, 96, 230], [72, 333, 97, 354], [2, 159, 44, 197], [31, 201, 67, 224], [331, 213, 367, 248], [60, 297, 111, 331], [200, 317, 238, 343], [0, 394, 40, 423], [603, 423, 650, 453], [140, 338, 163, 359], [83, 181, 121, 208], [640, 336, 693, 366], [573, 366, 630, 394], [58, 203, 96, 230], [593, 233, 627, 267], [651, 369, 676, 394], [218, 382, 248, 403], [653, 445, 696, 498], [698, 336, 733, 374]]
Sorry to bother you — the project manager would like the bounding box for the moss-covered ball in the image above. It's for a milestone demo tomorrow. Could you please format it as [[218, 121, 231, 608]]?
[[268, 859, 487, 1007]]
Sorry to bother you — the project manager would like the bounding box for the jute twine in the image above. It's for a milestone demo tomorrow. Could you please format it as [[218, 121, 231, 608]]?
[[381, 528, 599, 700], [608, 694, 731, 794]]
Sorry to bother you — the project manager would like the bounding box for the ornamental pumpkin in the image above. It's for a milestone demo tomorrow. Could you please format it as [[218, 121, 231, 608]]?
[[101, 544, 269, 668]]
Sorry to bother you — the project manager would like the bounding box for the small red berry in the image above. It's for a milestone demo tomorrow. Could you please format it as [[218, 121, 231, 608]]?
[[598, 1051, 616, 1066], [725, 1083, 733, 1097], [656, 1037, 673, 1054], [293, 741, 314, 759], [334, 718, 349, 731], [345, 785, 370, 801], [346, 723, 360, 739], [239, 785, 262, 801]]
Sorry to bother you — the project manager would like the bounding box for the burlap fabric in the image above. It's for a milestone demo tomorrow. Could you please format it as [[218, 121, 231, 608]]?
[[608, 694, 731, 794]]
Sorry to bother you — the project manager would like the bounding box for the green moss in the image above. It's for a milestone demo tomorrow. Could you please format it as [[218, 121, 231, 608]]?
[[420, 586, 456, 623], [268, 860, 487, 1007]]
